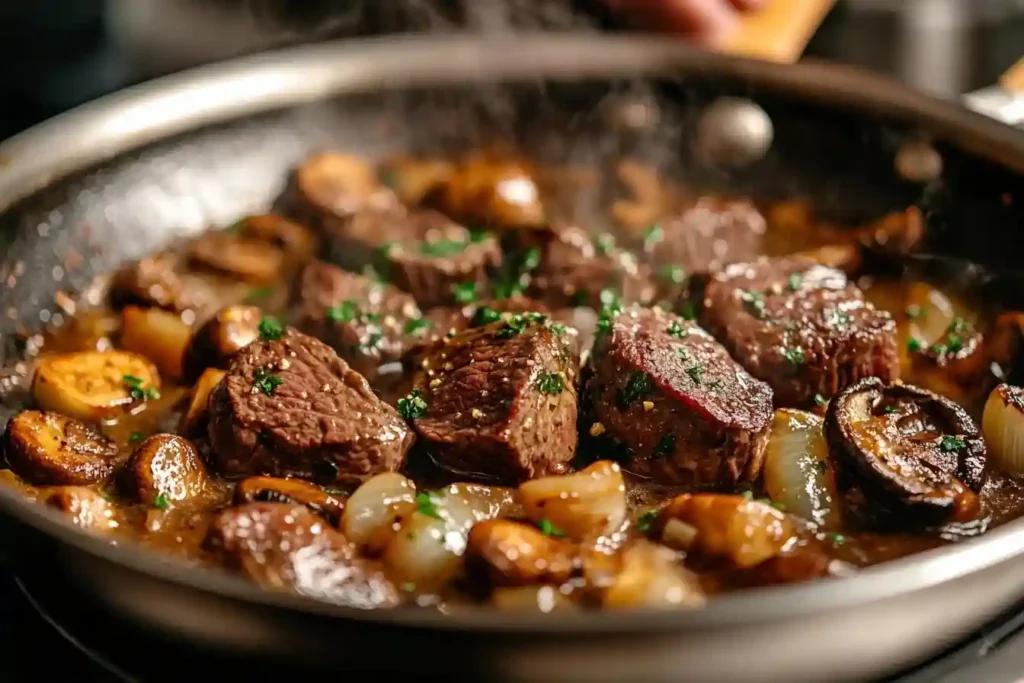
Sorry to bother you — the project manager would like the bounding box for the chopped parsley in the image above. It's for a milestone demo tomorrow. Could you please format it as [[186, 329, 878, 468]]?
[[932, 317, 971, 355], [658, 264, 687, 285], [470, 306, 501, 327], [415, 491, 442, 520], [451, 282, 478, 304], [404, 317, 433, 335], [788, 273, 803, 291], [469, 229, 491, 244], [326, 300, 360, 324], [686, 365, 703, 385], [827, 533, 846, 546], [521, 247, 541, 272], [549, 322, 568, 336], [678, 301, 697, 321], [496, 313, 531, 339], [667, 320, 688, 339], [907, 337, 923, 353], [739, 289, 766, 318], [153, 493, 169, 510], [654, 433, 675, 458], [642, 224, 664, 250], [781, 346, 806, 365], [245, 287, 275, 303], [419, 238, 471, 258], [882, 405, 898, 414], [398, 390, 428, 420], [595, 233, 616, 255], [940, 435, 966, 453], [252, 367, 284, 396], [123, 374, 160, 401], [635, 509, 658, 533], [905, 305, 923, 319], [814, 393, 827, 407], [618, 371, 653, 408], [258, 316, 285, 341], [537, 372, 566, 395], [128, 431, 144, 444], [599, 289, 621, 309], [676, 348, 689, 362], [538, 518, 566, 537]]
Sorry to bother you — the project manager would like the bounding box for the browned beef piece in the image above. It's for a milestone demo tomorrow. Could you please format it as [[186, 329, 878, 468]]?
[[524, 224, 655, 309], [291, 261, 421, 381], [286, 152, 400, 233], [109, 252, 232, 317], [406, 313, 579, 483], [700, 256, 899, 407], [642, 198, 767, 276], [324, 206, 502, 307], [585, 306, 773, 488], [208, 502, 399, 608], [207, 328, 414, 484]]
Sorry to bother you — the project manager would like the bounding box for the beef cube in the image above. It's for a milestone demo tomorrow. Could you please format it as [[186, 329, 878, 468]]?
[[701, 256, 899, 407], [525, 224, 655, 309], [207, 328, 414, 484], [291, 261, 421, 381], [586, 306, 773, 488], [325, 206, 502, 307], [208, 502, 399, 608], [406, 313, 579, 483]]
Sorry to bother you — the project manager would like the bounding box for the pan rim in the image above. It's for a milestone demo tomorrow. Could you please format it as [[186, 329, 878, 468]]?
[[2, 33, 1024, 633]]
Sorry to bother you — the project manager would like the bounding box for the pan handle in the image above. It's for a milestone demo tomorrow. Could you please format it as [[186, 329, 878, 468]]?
[[963, 57, 1024, 128]]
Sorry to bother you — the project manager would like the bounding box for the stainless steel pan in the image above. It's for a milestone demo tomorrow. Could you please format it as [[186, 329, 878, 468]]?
[[3, 35, 1024, 683]]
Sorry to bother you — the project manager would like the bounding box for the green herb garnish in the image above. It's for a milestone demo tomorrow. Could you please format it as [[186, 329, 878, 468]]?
[[469, 306, 501, 327], [642, 224, 664, 250], [940, 435, 966, 453], [667, 320, 688, 339], [781, 347, 805, 365], [451, 282, 477, 304], [258, 316, 285, 341], [549, 322, 568, 336], [123, 375, 160, 401], [153, 493, 169, 510], [415, 491, 442, 520], [537, 372, 565, 395], [419, 238, 470, 258], [814, 394, 827, 407], [252, 367, 284, 396], [595, 233, 616, 255], [521, 247, 541, 272], [678, 301, 697, 320], [907, 337, 923, 353], [686, 365, 703, 385], [245, 287, 275, 303], [635, 509, 658, 533], [128, 431, 144, 444], [496, 314, 530, 339], [398, 390, 428, 420], [654, 433, 675, 458], [827, 533, 846, 546], [404, 317, 432, 335], [538, 518, 566, 537], [658, 264, 686, 285], [327, 300, 360, 324], [788, 273, 803, 291], [739, 289, 766, 318], [618, 371, 652, 408]]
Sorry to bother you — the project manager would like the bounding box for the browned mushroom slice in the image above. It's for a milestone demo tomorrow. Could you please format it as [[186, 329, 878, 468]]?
[[234, 214, 318, 263], [181, 305, 262, 382], [42, 486, 120, 534], [292, 153, 398, 231], [109, 252, 193, 313], [188, 233, 285, 286], [128, 434, 210, 506], [824, 377, 987, 526], [3, 411, 122, 486], [179, 368, 226, 439], [464, 518, 580, 589], [428, 156, 546, 230], [236, 476, 346, 524]]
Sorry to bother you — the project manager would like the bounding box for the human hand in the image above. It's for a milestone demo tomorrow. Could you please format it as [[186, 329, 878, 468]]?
[[606, 0, 765, 45]]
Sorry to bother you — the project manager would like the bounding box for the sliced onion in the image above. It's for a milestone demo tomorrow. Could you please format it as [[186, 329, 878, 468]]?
[[517, 460, 626, 540], [492, 586, 575, 612], [764, 409, 842, 530], [983, 384, 1024, 476], [602, 540, 705, 609], [341, 472, 417, 555]]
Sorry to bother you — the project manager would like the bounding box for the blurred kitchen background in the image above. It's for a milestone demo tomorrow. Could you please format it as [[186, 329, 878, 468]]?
[[0, 0, 1023, 141]]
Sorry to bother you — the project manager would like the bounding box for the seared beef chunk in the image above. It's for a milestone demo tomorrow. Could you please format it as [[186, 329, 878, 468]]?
[[825, 377, 987, 527], [406, 313, 579, 483], [701, 256, 899, 407], [525, 224, 655, 309], [110, 252, 224, 316], [207, 328, 414, 485], [4, 410, 123, 486], [642, 198, 767, 275], [182, 305, 262, 383], [324, 206, 502, 307], [585, 306, 773, 488], [288, 152, 399, 232], [208, 502, 399, 608], [291, 261, 421, 381]]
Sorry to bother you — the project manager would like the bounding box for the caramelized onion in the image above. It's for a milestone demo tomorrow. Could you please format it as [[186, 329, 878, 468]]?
[[763, 409, 842, 529], [517, 461, 626, 540], [602, 540, 705, 609], [341, 472, 417, 555], [492, 585, 576, 612], [983, 384, 1024, 476]]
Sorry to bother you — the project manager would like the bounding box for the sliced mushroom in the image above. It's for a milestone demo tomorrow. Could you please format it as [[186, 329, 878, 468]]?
[[379, 156, 455, 206], [179, 368, 226, 439], [127, 434, 209, 506], [824, 377, 987, 525], [236, 476, 345, 524], [120, 305, 192, 380], [181, 305, 261, 382], [32, 350, 162, 422], [293, 153, 397, 227], [464, 518, 580, 589], [234, 214, 317, 263], [3, 410, 122, 485], [650, 494, 796, 569], [188, 233, 284, 286], [429, 156, 545, 230], [42, 486, 120, 533]]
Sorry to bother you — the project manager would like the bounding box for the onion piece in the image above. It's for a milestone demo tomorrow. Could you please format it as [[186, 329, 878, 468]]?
[[983, 383, 1024, 476], [602, 540, 705, 609], [492, 586, 575, 612], [763, 409, 842, 530], [517, 460, 626, 540], [341, 472, 417, 555]]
